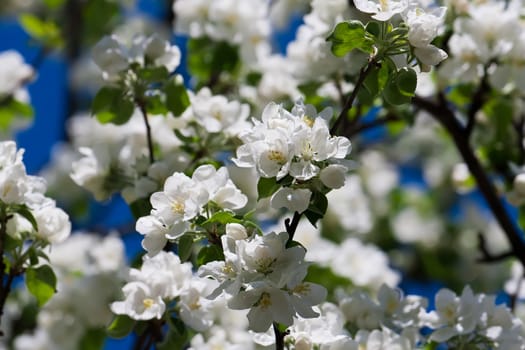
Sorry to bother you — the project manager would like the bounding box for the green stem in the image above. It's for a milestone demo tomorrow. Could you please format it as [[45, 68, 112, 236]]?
[[273, 322, 286, 350]]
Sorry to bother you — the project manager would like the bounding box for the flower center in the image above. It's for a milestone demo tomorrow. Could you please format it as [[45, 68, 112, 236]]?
[[171, 201, 185, 214], [292, 283, 311, 296], [258, 292, 272, 310], [267, 150, 287, 165], [302, 116, 314, 128], [143, 298, 155, 309]]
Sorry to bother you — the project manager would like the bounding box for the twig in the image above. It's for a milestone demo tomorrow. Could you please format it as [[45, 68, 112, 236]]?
[[273, 322, 287, 350], [465, 67, 489, 137], [412, 94, 525, 268], [476, 232, 514, 263], [330, 59, 378, 135], [284, 211, 301, 243], [137, 100, 155, 164], [513, 115, 525, 165]]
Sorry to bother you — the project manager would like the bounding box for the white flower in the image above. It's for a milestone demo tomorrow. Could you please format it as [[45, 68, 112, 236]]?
[[70, 146, 113, 201], [191, 165, 248, 211], [178, 277, 218, 331], [130, 251, 193, 299], [190, 88, 250, 135], [33, 205, 71, 244], [228, 281, 294, 332], [426, 286, 480, 342], [92, 35, 130, 79], [110, 281, 165, 320], [414, 45, 448, 67], [149, 172, 208, 239], [330, 238, 400, 290], [226, 223, 248, 240], [406, 7, 446, 48], [353, 0, 408, 21], [355, 328, 414, 349], [136, 215, 169, 257], [142, 33, 181, 72], [270, 187, 312, 213], [0, 50, 33, 98], [320, 164, 347, 189]]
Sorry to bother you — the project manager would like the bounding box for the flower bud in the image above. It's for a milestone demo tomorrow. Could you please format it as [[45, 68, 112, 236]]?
[[226, 223, 247, 240], [320, 164, 347, 189]]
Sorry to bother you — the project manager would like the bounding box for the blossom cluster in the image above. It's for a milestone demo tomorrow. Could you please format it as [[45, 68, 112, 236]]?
[[136, 164, 248, 256], [199, 226, 327, 332], [234, 100, 351, 213], [3, 0, 525, 348], [92, 33, 181, 80], [14, 234, 126, 349], [0, 141, 70, 244]]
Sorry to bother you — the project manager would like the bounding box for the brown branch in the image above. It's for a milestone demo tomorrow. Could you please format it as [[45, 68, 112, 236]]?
[[136, 99, 155, 164], [284, 211, 301, 243], [412, 94, 525, 267], [513, 115, 525, 165], [330, 59, 378, 135], [465, 68, 490, 137], [476, 232, 514, 263]]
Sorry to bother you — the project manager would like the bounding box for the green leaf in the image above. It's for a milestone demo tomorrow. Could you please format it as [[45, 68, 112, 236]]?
[[19, 14, 63, 48], [309, 191, 328, 216], [92, 86, 135, 125], [26, 265, 57, 306], [396, 67, 417, 97], [146, 94, 169, 116], [197, 245, 224, 266], [138, 66, 169, 83], [106, 314, 135, 339], [365, 21, 381, 37], [303, 191, 328, 227], [165, 77, 190, 117], [79, 328, 106, 350], [326, 20, 374, 57], [9, 204, 38, 232], [129, 198, 152, 220], [92, 86, 120, 115], [0, 99, 34, 132], [43, 0, 66, 9], [202, 211, 242, 226], [83, 0, 120, 46], [257, 177, 280, 200], [382, 72, 412, 106], [177, 234, 193, 262]]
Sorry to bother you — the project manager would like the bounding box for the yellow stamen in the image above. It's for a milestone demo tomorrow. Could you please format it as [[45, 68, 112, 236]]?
[[143, 298, 155, 309]]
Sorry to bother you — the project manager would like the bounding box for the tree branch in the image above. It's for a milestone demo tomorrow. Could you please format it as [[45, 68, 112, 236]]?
[[465, 68, 489, 137], [284, 211, 301, 243], [412, 95, 525, 267], [136, 99, 155, 164], [476, 232, 514, 263], [330, 59, 378, 135]]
